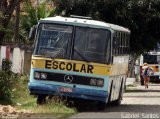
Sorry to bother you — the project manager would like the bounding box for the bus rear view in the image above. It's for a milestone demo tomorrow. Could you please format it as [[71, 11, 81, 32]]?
[[140, 53, 160, 85]]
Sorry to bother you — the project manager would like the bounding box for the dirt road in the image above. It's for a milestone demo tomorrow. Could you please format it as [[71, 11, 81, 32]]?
[[69, 83, 160, 118]]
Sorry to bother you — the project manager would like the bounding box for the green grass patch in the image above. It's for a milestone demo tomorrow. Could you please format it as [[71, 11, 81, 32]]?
[[0, 74, 76, 118]]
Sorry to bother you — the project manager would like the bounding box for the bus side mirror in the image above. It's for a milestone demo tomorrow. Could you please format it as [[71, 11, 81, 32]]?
[[29, 25, 37, 41]]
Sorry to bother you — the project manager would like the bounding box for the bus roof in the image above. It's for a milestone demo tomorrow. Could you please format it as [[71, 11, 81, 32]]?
[[39, 16, 130, 33]]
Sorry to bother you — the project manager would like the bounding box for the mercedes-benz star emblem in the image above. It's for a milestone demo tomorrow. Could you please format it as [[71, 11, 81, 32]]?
[[64, 75, 73, 83]]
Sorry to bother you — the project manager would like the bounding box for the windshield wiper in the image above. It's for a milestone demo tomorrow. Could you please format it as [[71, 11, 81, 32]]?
[[50, 49, 63, 59]]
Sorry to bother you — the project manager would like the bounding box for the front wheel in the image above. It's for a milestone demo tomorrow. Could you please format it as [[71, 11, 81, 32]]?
[[97, 101, 106, 111], [37, 95, 46, 105]]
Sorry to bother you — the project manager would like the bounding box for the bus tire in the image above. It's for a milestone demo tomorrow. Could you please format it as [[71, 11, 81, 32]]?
[[140, 79, 144, 85], [97, 101, 106, 111], [37, 95, 46, 105]]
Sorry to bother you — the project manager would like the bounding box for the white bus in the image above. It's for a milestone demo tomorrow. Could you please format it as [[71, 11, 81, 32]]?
[[28, 16, 130, 110], [139, 48, 160, 85]]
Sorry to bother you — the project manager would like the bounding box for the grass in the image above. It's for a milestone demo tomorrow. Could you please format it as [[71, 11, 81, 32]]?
[[1, 74, 76, 118], [16, 99, 76, 118]]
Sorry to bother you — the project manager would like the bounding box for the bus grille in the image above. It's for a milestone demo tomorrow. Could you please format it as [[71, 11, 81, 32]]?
[[36, 72, 103, 87]]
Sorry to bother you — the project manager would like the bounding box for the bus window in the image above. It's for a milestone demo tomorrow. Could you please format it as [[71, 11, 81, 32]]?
[[113, 36, 117, 56], [73, 27, 111, 64], [122, 33, 125, 55], [118, 32, 121, 55], [125, 34, 129, 54], [124, 33, 127, 54], [35, 24, 73, 58], [120, 32, 123, 54], [143, 54, 158, 64], [113, 33, 119, 56]]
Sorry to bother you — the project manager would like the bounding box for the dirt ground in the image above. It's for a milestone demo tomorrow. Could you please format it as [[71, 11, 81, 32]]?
[[0, 105, 33, 118]]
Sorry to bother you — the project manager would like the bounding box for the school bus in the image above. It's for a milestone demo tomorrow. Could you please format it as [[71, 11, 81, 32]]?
[[140, 51, 160, 85], [28, 16, 130, 110]]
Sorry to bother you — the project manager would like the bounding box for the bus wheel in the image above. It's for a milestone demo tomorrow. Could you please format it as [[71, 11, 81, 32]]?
[[140, 79, 144, 85], [97, 101, 106, 111], [37, 95, 46, 105]]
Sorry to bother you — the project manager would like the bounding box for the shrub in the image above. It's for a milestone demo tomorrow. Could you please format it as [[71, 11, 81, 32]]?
[[0, 59, 19, 100]]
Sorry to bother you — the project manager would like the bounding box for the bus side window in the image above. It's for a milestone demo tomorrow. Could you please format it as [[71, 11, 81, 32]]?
[[113, 34, 118, 56], [124, 33, 126, 54], [122, 33, 125, 55], [129, 34, 131, 53], [121, 32, 124, 55], [113, 36, 116, 55], [126, 33, 129, 54], [120, 32, 123, 55], [118, 32, 121, 55], [123, 33, 125, 54], [125, 33, 129, 55]]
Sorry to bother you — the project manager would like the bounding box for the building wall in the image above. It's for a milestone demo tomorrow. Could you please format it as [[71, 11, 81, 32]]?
[[0, 46, 32, 74]]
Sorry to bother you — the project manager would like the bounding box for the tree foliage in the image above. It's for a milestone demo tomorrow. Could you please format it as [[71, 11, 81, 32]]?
[[0, 0, 22, 43], [20, 1, 55, 41], [54, 0, 160, 55]]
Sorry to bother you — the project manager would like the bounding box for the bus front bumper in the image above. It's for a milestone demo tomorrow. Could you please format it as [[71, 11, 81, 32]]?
[[28, 83, 108, 102]]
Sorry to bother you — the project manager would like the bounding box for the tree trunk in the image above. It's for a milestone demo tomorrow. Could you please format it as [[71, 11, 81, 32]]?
[[128, 53, 137, 78], [13, 2, 20, 43]]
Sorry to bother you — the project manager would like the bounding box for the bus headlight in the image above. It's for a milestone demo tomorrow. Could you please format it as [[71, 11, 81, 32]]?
[[41, 73, 47, 79], [34, 72, 41, 79], [97, 79, 104, 87], [90, 79, 97, 86]]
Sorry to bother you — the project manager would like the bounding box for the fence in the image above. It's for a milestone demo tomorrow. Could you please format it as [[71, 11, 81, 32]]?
[[1, 38, 27, 45], [0, 45, 32, 74]]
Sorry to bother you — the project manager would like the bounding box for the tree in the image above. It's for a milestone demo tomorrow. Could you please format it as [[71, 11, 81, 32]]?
[[54, 0, 106, 19], [125, 0, 160, 54], [0, 0, 22, 44], [13, 2, 20, 43], [20, 1, 55, 41], [54, 0, 160, 78], [54, 0, 160, 55]]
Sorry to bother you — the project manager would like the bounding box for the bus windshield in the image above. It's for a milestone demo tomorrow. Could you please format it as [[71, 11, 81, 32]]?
[[35, 23, 111, 64], [35, 24, 73, 58], [73, 27, 111, 64]]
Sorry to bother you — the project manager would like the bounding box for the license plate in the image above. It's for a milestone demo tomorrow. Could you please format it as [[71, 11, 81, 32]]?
[[59, 87, 73, 93]]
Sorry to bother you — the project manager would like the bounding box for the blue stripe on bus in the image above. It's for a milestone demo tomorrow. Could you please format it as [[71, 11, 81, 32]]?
[[28, 82, 108, 102], [29, 68, 109, 91]]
